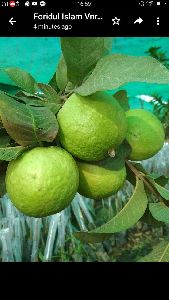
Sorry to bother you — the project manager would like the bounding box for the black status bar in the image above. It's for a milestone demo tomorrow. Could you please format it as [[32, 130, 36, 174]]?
[[0, 0, 168, 36], [1, 0, 168, 9]]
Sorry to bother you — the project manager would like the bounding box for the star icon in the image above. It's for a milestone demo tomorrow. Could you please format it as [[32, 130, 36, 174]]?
[[112, 17, 120, 25]]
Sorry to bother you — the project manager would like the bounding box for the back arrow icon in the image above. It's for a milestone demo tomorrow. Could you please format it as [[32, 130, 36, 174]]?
[[9, 17, 16, 25], [134, 17, 143, 24]]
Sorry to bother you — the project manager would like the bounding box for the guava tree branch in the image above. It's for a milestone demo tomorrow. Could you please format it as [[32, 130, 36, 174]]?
[[125, 160, 162, 201]]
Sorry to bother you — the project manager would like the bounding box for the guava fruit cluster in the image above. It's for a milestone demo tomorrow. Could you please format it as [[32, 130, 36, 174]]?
[[6, 92, 165, 217]]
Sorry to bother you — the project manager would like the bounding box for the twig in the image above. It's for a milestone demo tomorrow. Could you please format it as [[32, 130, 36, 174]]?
[[125, 160, 162, 201]]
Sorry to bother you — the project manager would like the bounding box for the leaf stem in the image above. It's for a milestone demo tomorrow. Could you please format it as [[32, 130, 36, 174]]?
[[60, 91, 73, 105], [125, 160, 162, 201]]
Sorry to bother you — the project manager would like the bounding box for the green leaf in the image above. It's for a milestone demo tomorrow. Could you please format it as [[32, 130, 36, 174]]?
[[37, 83, 59, 102], [153, 183, 169, 200], [113, 90, 130, 111], [48, 72, 59, 92], [138, 239, 169, 262], [0, 146, 28, 161], [103, 38, 113, 55], [155, 176, 169, 187], [146, 173, 162, 180], [146, 173, 169, 188], [61, 37, 106, 85], [44, 103, 61, 115], [16, 90, 61, 114], [16, 91, 45, 106], [4, 67, 37, 94], [75, 179, 148, 243], [146, 175, 169, 200], [0, 92, 59, 146], [0, 130, 10, 147], [37, 83, 62, 114], [0, 83, 20, 94], [146, 173, 169, 187], [76, 54, 169, 96], [149, 202, 169, 223], [141, 208, 163, 227], [56, 56, 68, 91]]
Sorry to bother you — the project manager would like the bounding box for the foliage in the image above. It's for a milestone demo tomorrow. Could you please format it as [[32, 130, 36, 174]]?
[[138, 239, 169, 262], [150, 95, 169, 139], [75, 54, 169, 95], [145, 46, 169, 69], [75, 179, 148, 243], [146, 46, 169, 139]]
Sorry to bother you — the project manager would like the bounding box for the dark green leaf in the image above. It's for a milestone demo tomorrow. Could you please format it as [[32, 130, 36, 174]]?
[[116, 140, 132, 159], [75, 179, 148, 243], [0, 92, 59, 146], [138, 239, 169, 262], [16, 91, 45, 106], [16, 90, 61, 114], [16, 91, 41, 98], [37, 83, 62, 114], [126, 164, 136, 186], [155, 176, 169, 187], [0, 130, 10, 147], [44, 102, 61, 115], [153, 183, 169, 200], [56, 56, 68, 91], [0, 146, 28, 161], [0, 83, 20, 94], [61, 37, 106, 85], [37, 83, 59, 102], [146, 176, 169, 200], [149, 202, 169, 223], [146, 173, 164, 180], [76, 54, 169, 95], [94, 156, 125, 171], [48, 72, 59, 92], [132, 162, 147, 174], [146, 173, 169, 187], [4, 67, 37, 94], [16, 98, 44, 107], [113, 90, 130, 112], [0, 161, 8, 197], [141, 208, 163, 227]]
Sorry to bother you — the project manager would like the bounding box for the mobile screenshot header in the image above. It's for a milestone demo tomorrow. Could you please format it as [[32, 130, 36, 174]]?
[[0, 0, 168, 36]]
